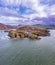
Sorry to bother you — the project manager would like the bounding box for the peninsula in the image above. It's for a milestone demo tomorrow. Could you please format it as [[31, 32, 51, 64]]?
[[8, 26, 50, 39]]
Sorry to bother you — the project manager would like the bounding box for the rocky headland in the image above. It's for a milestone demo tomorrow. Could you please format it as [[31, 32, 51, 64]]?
[[0, 23, 50, 39], [8, 26, 50, 39]]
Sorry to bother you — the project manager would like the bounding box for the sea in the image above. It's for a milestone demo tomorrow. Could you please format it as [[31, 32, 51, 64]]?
[[0, 30, 55, 65]]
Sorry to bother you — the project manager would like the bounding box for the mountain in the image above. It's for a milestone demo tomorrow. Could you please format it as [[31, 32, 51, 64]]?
[[0, 15, 55, 27], [0, 23, 7, 30], [0, 23, 17, 30], [32, 15, 55, 26]]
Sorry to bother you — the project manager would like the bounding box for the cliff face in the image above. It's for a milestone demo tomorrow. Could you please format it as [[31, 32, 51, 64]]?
[[8, 30, 25, 38]]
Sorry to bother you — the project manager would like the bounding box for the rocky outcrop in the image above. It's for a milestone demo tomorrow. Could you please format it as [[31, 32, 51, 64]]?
[[8, 30, 25, 38], [28, 33, 39, 39], [8, 26, 50, 39]]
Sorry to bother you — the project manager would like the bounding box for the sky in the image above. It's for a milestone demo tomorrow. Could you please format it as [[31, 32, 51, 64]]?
[[0, 0, 55, 24]]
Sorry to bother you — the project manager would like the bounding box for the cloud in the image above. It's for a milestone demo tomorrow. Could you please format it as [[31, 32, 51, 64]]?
[[40, 0, 55, 5], [50, 5, 55, 15], [0, 0, 55, 19], [0, 16, 23, 25], [0, 7, 19, 17]]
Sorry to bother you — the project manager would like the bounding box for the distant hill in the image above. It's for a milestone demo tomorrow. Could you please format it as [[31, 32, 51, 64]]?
[[0, 23, 7, 30], [32, 15, 55, 26], [0, 23, 17, 30], [0, 15, 55, 30]]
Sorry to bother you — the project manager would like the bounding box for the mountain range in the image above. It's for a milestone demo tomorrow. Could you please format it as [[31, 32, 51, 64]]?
[[0, 23, 17, 30], [32, 15, 55, 26], [0, 15, 55, 30]]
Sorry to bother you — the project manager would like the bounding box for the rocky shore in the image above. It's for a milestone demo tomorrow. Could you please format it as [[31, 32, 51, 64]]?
[[8, 26, 50, 39]]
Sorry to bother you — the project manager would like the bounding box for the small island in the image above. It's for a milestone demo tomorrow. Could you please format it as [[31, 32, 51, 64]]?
[[8, 26, 50, 39]]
